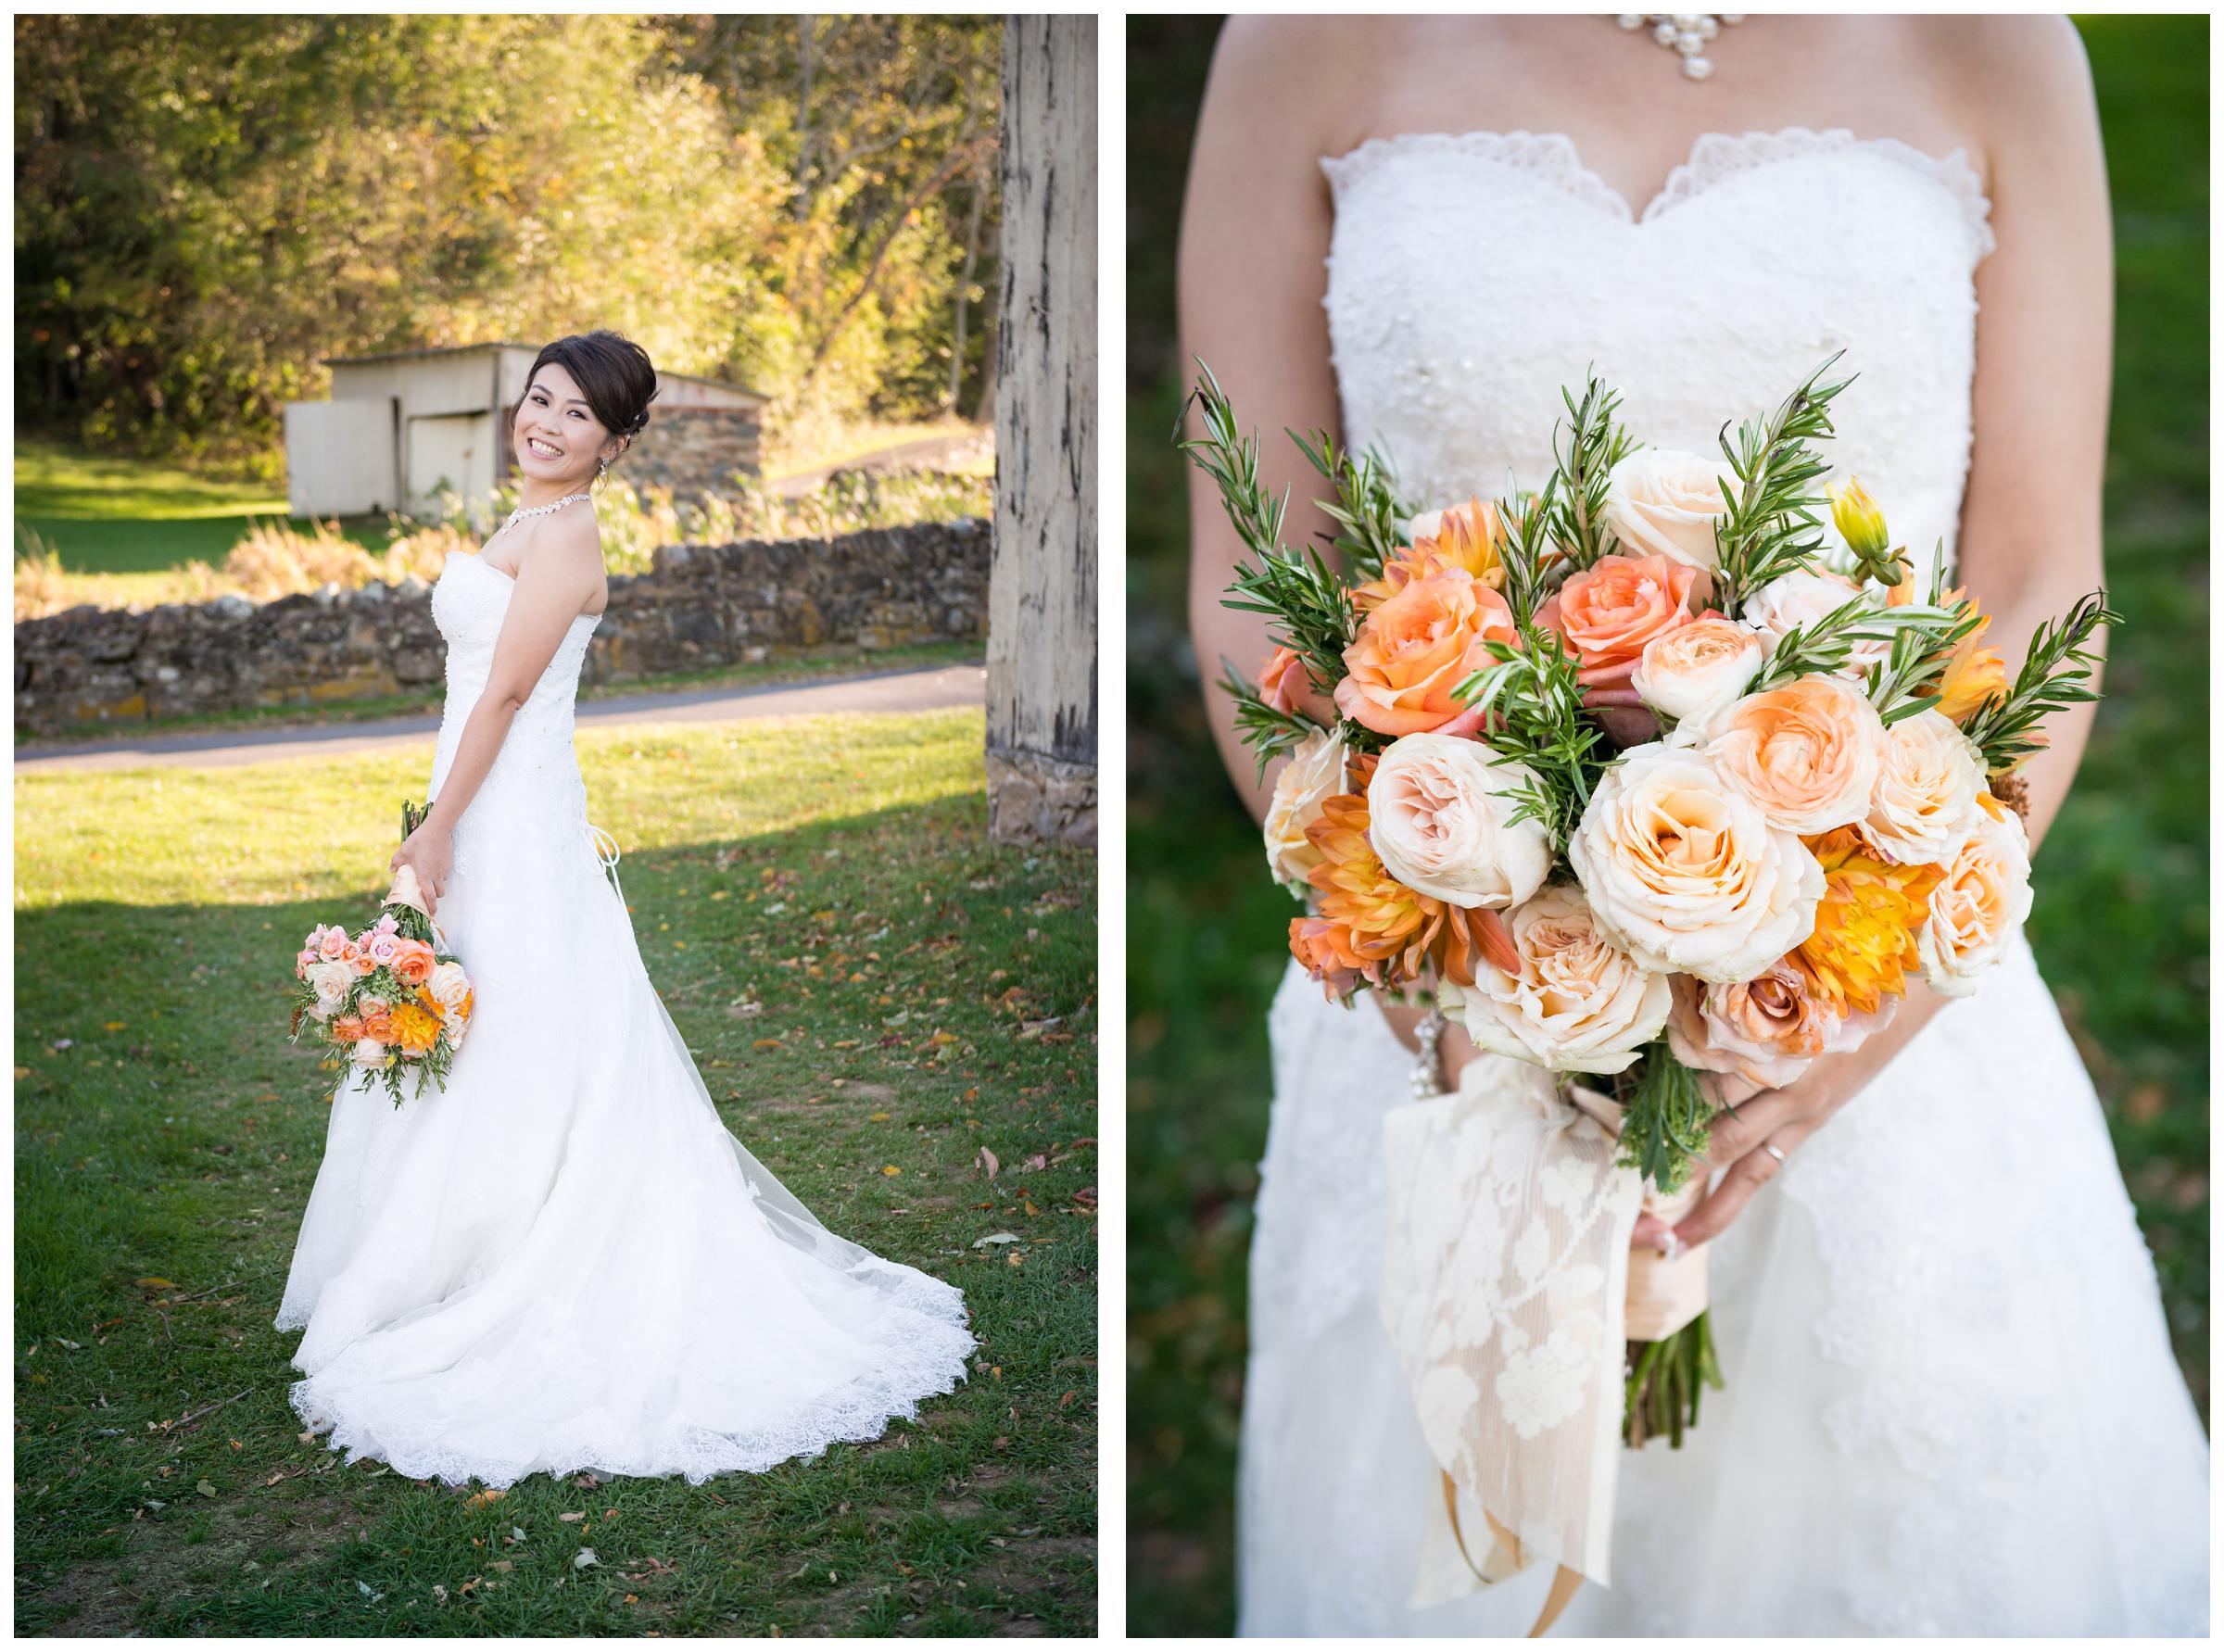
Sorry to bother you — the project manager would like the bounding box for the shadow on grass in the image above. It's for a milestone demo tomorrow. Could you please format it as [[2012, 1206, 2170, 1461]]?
[[14, 796, 1098, 1637]]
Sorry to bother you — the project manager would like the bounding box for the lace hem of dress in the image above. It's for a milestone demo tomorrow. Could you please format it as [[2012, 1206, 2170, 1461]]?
[[1320, 126, 1995, 263], [287, 1305, 974, 1490]]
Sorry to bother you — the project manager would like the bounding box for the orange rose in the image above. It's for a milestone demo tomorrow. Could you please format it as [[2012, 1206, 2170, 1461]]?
[[360, 1007, 395, 1040], [1666, 960, 1864, 1090], [331, 1015, 365, 1043], [390, 939, 436, 988], [1706, 675, 1888, 835], [1542, 553, 1699, 692], [1333, 569, 1516, 738]]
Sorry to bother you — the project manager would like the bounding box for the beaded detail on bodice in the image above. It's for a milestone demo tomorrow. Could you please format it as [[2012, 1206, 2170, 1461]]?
[[1321, 127, 1995, 583]]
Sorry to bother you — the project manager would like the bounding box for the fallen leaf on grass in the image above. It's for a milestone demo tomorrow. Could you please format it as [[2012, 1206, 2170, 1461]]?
[[973, 1232, 1021, 1247], [461, 1489, 504, 1509], [196, 1479, 216, 1497], [867, 1111, 891, 1123], [560, 1511, 586, 1522], [976, 1146, 1000, 1180], [574, 1547, 599, 1570]]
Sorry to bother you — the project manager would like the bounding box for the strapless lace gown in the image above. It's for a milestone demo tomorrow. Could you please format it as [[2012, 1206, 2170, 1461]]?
[[1236, 130, 2209, 1636], [275, 550, 973, 1487]]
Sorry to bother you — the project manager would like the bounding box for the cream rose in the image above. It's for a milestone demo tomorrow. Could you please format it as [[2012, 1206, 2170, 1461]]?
[[1741, 570, 1891, 676], [351, 1037, 391, 1066], [1440, 884, 1673, 1074], [426, 959, 473, 1011], [1918, 801, 2032, 996], [1602, 448, 1737, 575], [1631, 616, 1765, 736], [1367, 733, 1552, 910], [1568, 744, 1825, 983], [1862, 709, 1985, 866], [1705, 674, 1888, 835], [307, 958, 356, 1014], [1262, 730, 1346, 890]]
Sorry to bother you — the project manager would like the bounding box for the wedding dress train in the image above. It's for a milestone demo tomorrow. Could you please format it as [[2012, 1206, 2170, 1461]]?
[[1235, 130, 2208, 1635], [276, 549, 973, 1487]]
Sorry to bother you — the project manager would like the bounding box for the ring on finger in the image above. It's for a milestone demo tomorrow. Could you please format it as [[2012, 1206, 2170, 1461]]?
[[1762, 1141, 1788, 1165]]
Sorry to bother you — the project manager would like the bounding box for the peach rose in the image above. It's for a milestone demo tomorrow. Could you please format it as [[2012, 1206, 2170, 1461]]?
[[1705, 675, 1888, 835], [1439, 884, 1673, 1074], [1631, 615, 1765, 735], [1567, 743, 1825, 983], [1602, 448, 1737, 575], [1918, 801, 2032, 997], [1366, 732, 1552, 910], [305, 959, 356, 1014], [1861, 708, 1985, 866], [1262, 730, 1346, 889], [350, 1037, 390, 1066], [1542, 553, 1699, 692], [1333, 568, 1516, 738], [389, 939, 436, 988], [1741, 570, 1891, 677], [426, 960, 472, 1012], [1665, 959, 1889, 1089], [331, 1015, 366, 1043]]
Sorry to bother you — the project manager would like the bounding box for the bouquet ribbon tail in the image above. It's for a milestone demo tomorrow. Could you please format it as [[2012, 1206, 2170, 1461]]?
[[1382, 1055, 1645, 1616]]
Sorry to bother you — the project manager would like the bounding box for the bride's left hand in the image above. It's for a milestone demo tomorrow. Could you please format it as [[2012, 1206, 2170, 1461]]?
[[391, 823, 453, 915]]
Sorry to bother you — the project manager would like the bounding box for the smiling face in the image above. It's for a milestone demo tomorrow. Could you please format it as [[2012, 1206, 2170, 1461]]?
[[512, 361, 619, 489]]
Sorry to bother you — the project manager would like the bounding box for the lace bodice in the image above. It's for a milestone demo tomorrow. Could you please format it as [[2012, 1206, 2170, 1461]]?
[[1322, 128, 1995, 583], [427, 552, 601, 838]]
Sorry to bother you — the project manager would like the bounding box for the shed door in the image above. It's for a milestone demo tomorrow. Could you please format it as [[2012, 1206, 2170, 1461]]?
[[405, 412, 493, 514], [283, 398, 398, 517]]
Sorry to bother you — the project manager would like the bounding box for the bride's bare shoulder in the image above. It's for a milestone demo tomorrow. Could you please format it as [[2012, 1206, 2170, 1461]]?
[[1918, 16, 2094, 109], [1206, 18, 1398, 144]]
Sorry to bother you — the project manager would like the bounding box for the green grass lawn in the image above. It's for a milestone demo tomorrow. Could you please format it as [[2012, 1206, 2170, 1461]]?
[[1125, 12, 2209, 1636], [15, 435, 389, 574], [14, 706, 1098, 1635]]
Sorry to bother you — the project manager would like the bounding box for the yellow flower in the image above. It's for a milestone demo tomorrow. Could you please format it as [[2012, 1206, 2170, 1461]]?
[[1353, 498, 1508, 610], [1794, 827, 1945, 1015], [1826, 477, 1890, 566], [388, 1001, 442, 1056], [1929, 589, 2011, 722]]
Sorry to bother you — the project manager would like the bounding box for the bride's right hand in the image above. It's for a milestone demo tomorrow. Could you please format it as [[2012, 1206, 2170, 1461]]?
[[390, 824, 453, 916]]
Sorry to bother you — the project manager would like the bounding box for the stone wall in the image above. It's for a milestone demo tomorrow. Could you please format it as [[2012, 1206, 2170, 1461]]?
[[615, 406, 761, 498], [15, 520, 989, 735]]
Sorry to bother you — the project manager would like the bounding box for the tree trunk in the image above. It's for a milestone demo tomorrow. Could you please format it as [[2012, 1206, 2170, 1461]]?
[[984, 16, 1096, 846]]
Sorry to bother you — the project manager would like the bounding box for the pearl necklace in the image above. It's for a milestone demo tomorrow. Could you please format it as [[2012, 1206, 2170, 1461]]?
[[1617, 13, 1740, 82], [501, 489, 591, 531]]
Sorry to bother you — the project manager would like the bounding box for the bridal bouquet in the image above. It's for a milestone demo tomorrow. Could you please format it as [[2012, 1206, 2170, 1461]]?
[[1182, 356, 2111, 1607], [286, 800, 474, 1105]]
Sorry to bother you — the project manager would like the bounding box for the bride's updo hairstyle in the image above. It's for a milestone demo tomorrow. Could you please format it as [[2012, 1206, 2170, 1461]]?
[[526, 330, 660, 478]]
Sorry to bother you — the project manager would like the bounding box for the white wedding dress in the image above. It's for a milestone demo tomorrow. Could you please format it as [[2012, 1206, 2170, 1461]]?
[[276, 548, 974, 1487], [1237, 130, 2209, 1636]]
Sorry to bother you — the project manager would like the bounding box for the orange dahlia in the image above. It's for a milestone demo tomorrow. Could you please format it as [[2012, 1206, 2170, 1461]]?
[[1794, 827, 1946, 1015], [388, 1001, 442, 1055], [1290, 788, 1510, 995], [1353, 498, 1509, 611], [1885, 572, 2009, 725]]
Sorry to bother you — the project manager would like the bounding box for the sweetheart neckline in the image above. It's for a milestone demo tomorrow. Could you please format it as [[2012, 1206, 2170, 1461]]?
[[449, 550, 605, 624], [1321, 125, 1992, 236]]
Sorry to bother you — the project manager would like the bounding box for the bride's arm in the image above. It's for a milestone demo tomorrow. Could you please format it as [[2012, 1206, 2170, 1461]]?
[[1179, 23, 1468, 1065], [1180, 19, 1363, 826], [390, 520, 606, 912], [1654, 17, 2115, 1251]]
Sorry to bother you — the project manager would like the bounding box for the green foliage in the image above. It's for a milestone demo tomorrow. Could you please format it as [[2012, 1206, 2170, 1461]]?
[[1960, 591, 2119, 774], [1286, 428, 1411, 587], [15, 16, 1000, 474], [1611, 1046, 1715, 1195], [1708, 354, 1857, 612], [1544, 372, 1638, 572], [13, 708, 1097, 1634], [1454, 626, 1609, 853]]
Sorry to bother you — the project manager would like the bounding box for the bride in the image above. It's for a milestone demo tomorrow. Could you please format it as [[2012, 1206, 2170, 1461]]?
[[1181, 16, 2207, 1635], [276, 330, 974, 1487]]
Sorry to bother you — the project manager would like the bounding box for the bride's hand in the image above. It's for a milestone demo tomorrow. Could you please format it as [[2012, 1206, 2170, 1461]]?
[[390, 824, 453, 915]]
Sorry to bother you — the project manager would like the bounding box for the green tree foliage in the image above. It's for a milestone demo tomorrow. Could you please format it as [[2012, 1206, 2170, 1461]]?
[[15, 14, 1000, 477]]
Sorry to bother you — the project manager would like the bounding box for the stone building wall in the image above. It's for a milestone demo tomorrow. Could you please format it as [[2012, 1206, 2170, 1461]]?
[[615, 406, 762, 498], [15, 520, 988, 736]]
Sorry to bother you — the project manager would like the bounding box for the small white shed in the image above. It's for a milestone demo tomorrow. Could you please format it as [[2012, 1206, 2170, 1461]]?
[[284, 342, 767, 518]]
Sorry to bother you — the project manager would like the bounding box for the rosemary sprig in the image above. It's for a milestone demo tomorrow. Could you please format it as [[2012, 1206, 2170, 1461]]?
[[1612, 1045, 1715, 1194], [1710, 353, 1857, 612], [1216, 658, 1324, 784], [1288, 427, 1411, 588], [1178, 360, 1356, 703], [1748, 595, 1965, 700], [1453, 621, 1606, 853], [1959, 589, 2117, 774], [1491, 480, 1563, 633], [1544, 370, 1638, 572]]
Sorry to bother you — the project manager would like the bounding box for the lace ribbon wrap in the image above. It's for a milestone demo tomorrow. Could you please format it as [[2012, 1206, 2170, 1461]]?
[[1381, 1055, 1645, 1609]]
